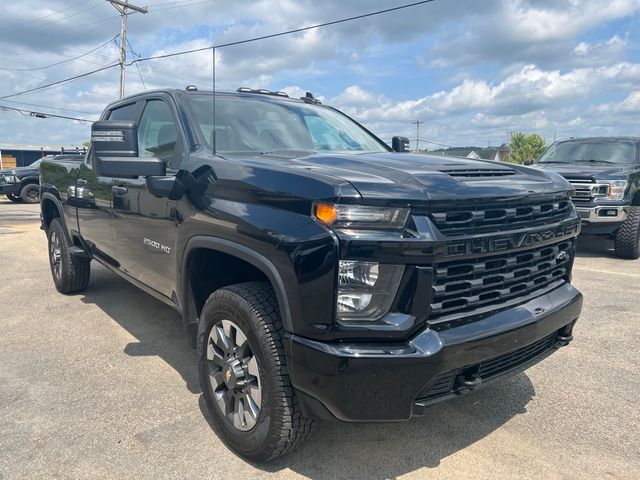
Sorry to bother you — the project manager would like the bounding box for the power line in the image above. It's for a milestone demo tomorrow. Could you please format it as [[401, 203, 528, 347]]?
[[125, 38, 147, 90], [1, 99, 97, 115], [0, 104, 94, 123], [0, 36, 117, 72], [128, 0, 437, 63], [1, 0, 98, 34], [2, 1, 437, 101], [0, 63, 119, 100]]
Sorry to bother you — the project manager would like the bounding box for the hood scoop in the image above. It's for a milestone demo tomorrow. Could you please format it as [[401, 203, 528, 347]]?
[[440, 167, 517, 179]]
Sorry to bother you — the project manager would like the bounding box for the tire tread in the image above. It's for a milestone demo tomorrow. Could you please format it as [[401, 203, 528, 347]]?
[[614, 206, 640, 259]]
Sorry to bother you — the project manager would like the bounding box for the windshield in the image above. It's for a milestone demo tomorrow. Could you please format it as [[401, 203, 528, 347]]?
[[186, 95, 389, 155], [539, 140, 637, 165], [28, 159, 43, 167]]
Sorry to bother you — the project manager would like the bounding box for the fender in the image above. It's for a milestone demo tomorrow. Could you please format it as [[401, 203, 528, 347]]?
[[181, 236, 294, 348], [18, 174, 39, 186], [40, 192, 72, 242]]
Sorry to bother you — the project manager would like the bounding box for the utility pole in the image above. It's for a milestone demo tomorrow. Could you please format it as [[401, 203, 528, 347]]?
[[411, 120, 424, 152], [106, 0, 147, 99]]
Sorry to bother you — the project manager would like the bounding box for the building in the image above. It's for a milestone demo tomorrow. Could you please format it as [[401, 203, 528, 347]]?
[[0, 144, 86, 168], [429, 143, 511, 162]]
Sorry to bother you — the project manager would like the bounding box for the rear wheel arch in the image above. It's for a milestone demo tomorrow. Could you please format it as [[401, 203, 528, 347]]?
[[180, 236, 294, 346]]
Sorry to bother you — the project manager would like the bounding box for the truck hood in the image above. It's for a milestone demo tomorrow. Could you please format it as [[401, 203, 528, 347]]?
[[0, 166, 38, 177], [534, 162, 636, 181], [245, 152, 572, 203]]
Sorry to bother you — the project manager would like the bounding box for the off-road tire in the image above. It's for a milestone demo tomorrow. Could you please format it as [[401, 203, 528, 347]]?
[[614, 206, 640, 259], [47, 218, 90, 293], [199, 282, 313, 461], [20, 183, 40, 203], [5, 193, 22, 203]]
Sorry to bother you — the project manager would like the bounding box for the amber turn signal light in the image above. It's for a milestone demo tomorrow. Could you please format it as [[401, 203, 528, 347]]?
[[314, 203, 338, 225]]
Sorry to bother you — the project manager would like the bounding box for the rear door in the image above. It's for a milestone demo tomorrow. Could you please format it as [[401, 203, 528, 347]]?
[[111, 96, 186, 298]]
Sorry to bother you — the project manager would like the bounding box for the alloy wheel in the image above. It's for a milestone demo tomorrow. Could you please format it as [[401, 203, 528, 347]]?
[[49, 231, 62, 280], [206, 319, 262, 431]]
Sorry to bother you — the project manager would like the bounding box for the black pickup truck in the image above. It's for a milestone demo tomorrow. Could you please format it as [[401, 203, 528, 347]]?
[[40, 87, 583, 461], [535, 137, 640, 259], [1, 154, 82, 203]]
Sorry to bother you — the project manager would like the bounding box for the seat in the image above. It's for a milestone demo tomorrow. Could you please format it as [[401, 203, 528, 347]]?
[[259, 128, 287, 150]]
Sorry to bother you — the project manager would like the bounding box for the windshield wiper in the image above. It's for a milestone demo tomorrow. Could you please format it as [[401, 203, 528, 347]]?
[[573, 159, 618, 164]]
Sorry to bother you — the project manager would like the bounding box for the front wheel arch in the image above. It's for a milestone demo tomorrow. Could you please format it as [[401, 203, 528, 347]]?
[[181, 236, 294, 347]]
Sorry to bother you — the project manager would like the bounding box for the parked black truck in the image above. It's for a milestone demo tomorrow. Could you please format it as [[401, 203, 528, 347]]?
[[535, 137, 640, 259], [1, 154, 82, 203], [40, 87, 583, 461]]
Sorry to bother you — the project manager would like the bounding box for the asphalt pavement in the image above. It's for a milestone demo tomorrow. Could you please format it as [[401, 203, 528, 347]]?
[[0, 200, 638, 480]]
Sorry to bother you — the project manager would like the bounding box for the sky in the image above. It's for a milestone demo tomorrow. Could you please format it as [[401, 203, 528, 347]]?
[[0, 0, 639, 149]]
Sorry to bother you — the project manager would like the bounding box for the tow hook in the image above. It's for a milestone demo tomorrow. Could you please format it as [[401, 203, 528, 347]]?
[[455, 373, 482, 393], [554, 333, 573, 348]]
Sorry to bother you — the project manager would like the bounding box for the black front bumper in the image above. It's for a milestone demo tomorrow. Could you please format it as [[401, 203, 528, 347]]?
[[0, 183, 20, 195], [285, 282, 582, 422]]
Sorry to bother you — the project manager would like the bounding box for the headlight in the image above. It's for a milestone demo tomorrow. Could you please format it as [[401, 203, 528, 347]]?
[[337, 261, 404, 321], [3, 175, 17, 184], [604, 180, 627, 201], [313, 203, 409, 230]]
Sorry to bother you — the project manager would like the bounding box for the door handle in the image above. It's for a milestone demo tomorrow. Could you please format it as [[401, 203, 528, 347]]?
[[111, 186, 128, 195]]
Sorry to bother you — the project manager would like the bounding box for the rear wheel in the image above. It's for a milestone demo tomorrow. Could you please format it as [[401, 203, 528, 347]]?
[[199, 282, 313, 461], [20, 183, 40, 203], [47, 218, 90, 293], [614, 206, 640, 259], [5, 193, 22, 203]]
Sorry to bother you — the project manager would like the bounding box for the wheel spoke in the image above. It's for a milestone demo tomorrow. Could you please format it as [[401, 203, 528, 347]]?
[[247, 356, 259, 377], [245, 392, 260, 421], [207, 338, 225, 366], [213, 325, 231, 352], [209, 369, 225, 389], [221, 320, 235, 349], [215, 387, 234, 416]]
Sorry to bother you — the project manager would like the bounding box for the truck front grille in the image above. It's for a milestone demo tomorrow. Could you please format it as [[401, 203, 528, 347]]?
[[427, 196, 573, 236], [567, 179, 607, 205], [430, 240, 572, 320]]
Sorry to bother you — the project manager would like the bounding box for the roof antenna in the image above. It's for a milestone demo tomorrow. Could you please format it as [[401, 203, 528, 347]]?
[[211, 47, 217, 154]]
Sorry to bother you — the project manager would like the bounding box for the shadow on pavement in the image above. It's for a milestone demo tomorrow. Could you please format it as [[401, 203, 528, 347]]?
[[80, 266, 200, 394], [575, 236, 616, 258], [81, 264, 536, 479]]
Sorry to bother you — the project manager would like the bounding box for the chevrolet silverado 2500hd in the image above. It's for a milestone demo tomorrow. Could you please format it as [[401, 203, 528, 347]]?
[[40, 87, 583, 461]]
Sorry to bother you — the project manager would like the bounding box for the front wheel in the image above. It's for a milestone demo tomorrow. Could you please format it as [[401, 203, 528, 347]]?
[[614, 206, 640, 259], [198, 282, 313, 461], [5, 193, 22, 203], [20, 183, 40, 203]]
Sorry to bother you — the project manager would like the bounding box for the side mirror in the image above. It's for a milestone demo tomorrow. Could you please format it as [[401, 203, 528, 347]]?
[[91, 120, 166, 178], [523, 158, 534, 166], [392, 136, 410, 153]]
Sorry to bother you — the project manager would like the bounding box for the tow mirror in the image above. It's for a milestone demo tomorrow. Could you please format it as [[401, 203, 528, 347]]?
[[392, 136, 410, 153], [91, 120, 166, 178]]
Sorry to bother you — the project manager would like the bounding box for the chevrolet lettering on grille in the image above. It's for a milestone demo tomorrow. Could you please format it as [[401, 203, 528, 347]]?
[[443, 221, 580, 257]]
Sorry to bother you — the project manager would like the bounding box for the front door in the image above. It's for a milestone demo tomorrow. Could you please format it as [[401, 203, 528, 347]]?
[[112, 97, 184, 298]]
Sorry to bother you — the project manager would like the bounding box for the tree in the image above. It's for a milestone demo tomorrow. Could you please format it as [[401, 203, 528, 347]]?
[[82, 140, 91, 148], [509, 132, 546, 164]]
